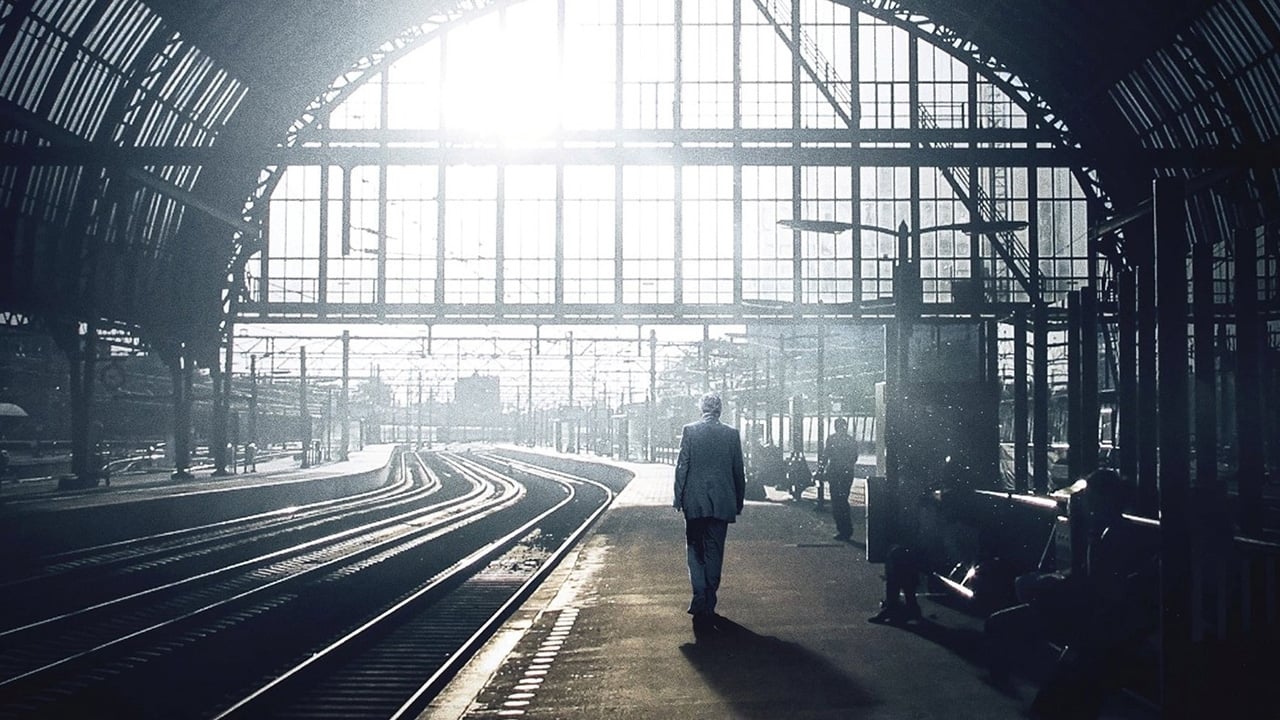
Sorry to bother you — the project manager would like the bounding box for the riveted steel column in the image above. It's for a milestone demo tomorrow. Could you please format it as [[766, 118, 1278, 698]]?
[[648, 329, 656, 462], [1134, 223, 1159, 516], [171, 345, 193, 480], [1081, 287, 1099, 473], [59, 321, 97, 483], [212, 329, 233, 476], [1013, 310, 1029, 493], [1192, 237, 1217, 490], [1233, 225, 1263, 535], [340, 331, 350, 460], [300, 347, 311, 468], [1032, 302, 1049, 494], [1155, 177, 1192, 719], [1117, 267, 1138, 484], [1067, 290, 1082, 481]]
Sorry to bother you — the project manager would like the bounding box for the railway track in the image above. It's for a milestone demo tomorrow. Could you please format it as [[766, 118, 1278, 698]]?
[[0, 450, 614, 719]]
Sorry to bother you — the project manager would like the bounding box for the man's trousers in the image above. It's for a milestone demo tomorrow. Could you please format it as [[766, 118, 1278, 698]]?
[[684, 517, 729, 616]]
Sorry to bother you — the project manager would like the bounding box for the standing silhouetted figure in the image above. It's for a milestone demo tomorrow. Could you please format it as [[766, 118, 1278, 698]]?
[[674, 393, 746, 632], [821, 418, 859, 541]]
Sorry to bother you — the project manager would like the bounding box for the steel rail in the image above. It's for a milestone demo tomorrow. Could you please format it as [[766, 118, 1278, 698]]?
[[208, 451, 613, 720], [0, 454, 516, 692], [0, 453, 422, 592]]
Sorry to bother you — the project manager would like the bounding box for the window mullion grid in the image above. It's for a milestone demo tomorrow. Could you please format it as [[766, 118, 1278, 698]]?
[[496, 165, 506, 306], [791, 0, 802, 306], [318, 155, 328, 311], [732, 0, 742, 305], [674, 0, 683, 308], [613, 0, 624, 307], [850, 10, 861, 310]]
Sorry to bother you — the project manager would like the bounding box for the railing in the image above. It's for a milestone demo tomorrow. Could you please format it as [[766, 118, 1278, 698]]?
[[752, 0, 852, 125], [751, 0, 1042, 307], [917, 104, 1039, 305]]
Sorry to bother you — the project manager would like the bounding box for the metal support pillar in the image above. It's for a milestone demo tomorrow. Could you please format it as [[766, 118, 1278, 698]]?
[[57, 322, 97, 484], [1233, 225, 1264, 535], [300, 347, 311, 468], [1117, 268, 1138, 484], [1081, 288, 1099, 472], [1032, 302, 1049, 493], [648, 329, 656, 463], [568, 332, 576, 453], [528, 342, 534, 447], [1135, 224, 1160, 516], [171, 346, 193, 480], [1154, 177, 1193, 719], [884, 318, 900, 490], [1192, 237, 1217, 491], [212, 330, 233, 476], [1067, 290, 1082, 481], [777, 336, 787, 452], [816, 330, 826, 458], [1013, 310, 1029, 493], [340, 331, 350, 460], [249, 356, 258, 449]]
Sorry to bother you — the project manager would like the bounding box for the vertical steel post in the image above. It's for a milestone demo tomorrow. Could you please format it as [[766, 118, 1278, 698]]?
[[340, 331, 349, 461], [1154, 177, 1192, 718], [1081, 287, 1099, 472], [1233, 225, 1263, 534], [569, 331, 576, 453], [1014, 310, 1029, 493], [172, 344, 192, 479], [528, 342, 535, 446], [300, 347, 310, 468], [1117, 267, 1138, 484], [1067, 290, 1082, 481], [817, 329, 826, 460], [648, 329, 656, 462], [1192, 238, 1217, 490], [1032, 302, 1049, 494], [212, 329, 232, 476], [1135, 223, 1160, 516], [249, 355, 258, 449]]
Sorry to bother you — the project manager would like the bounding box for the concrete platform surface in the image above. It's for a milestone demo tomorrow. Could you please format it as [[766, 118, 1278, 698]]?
[[424, 457, 1154, 720], [0, 444, 398, 512]]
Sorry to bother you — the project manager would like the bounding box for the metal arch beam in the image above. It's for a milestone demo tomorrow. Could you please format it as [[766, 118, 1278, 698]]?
[[221, 0, 507, 348], [838, 0, 1114, 210]]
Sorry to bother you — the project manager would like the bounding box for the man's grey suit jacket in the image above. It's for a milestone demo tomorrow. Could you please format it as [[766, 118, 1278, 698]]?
[[674, 416, 746, 522]]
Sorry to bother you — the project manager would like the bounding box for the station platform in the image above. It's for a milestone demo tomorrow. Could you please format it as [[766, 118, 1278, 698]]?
[[0, 444, 397, 512], [426, 455, 1158, 720]]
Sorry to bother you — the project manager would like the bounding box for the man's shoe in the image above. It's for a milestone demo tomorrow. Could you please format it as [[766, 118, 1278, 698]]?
[[868, 602, 902, 624], [692, 613, 717, 631], [833, 533, 851, 541]]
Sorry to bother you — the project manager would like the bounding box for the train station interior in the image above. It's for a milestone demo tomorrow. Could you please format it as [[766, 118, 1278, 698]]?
[[1, 1, 1278, 718]]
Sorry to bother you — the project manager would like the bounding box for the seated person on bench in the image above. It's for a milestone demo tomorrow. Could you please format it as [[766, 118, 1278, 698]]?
[[985, 468, 1158, 718]]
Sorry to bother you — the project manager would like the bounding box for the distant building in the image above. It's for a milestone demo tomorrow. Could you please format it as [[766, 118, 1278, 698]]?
[[454, 373, 501, 425]]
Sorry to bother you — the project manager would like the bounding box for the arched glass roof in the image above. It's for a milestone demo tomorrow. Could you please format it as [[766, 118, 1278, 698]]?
[[244, 0, 1094, 329]]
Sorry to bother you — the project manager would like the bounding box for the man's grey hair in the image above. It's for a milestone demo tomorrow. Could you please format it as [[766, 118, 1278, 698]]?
[[700, 393, 723, 416]]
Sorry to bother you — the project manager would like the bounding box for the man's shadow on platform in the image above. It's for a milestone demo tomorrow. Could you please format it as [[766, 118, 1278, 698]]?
[[679, 617, 879, 719]]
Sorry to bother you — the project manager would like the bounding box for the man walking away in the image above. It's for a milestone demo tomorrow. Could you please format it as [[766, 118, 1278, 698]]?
[[674, 393, 746, 632], [821, 417, 859, 541]]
